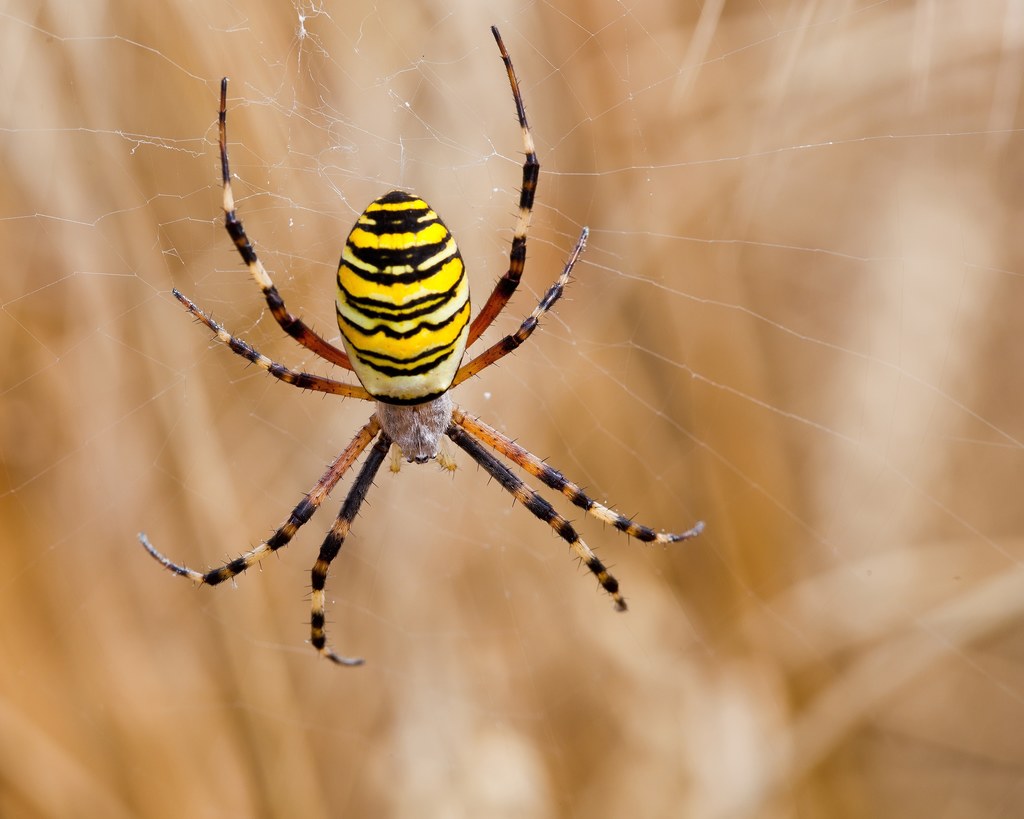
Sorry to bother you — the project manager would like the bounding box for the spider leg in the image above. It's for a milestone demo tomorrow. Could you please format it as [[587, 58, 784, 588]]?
[[139, 415, 381, 585], [453, 226, 587, 387], [219, 77, 353, 370], [174, 289, 372, 400], [466, 26, 540, 347], [451, 408, 704, 543], [310, 432, 391, 665], [446, 422, 627, 611]]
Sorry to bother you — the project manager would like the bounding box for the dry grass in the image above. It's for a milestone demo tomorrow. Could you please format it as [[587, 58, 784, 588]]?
[[2, 1, 1023, 816]]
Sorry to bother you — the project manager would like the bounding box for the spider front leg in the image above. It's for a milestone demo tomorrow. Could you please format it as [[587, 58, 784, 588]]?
[[452, 409, 704, 543], [139, 415, 381, 586], [310, 432, 391, 665], [447, 423, 627, 610]]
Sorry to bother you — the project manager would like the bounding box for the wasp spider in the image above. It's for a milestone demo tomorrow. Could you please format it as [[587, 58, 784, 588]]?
[[139, 26, 704, 665]]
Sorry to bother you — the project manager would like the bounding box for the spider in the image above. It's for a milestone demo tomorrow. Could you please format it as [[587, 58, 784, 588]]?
[[139, 26, 704, 665]]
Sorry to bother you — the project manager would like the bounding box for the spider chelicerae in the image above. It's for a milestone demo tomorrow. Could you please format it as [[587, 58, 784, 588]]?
[[139, 26, 704, 665]]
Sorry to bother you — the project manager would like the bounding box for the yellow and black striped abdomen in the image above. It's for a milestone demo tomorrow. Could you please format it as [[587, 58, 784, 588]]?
[[337, 191, 470, 404]]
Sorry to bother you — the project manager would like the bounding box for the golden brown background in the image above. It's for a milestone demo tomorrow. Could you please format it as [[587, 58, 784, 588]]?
[[3, 1, 1023, 816]]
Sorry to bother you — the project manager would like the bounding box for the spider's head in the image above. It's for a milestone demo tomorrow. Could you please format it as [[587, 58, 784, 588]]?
[[375, 393, 455, 469]]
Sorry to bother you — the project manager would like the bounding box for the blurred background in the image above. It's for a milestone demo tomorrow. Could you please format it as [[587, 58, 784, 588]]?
[[3, 0, 1023, 816]]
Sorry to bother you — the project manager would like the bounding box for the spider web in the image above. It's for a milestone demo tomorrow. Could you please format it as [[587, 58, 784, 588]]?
[[2, 1, 1023, 816]]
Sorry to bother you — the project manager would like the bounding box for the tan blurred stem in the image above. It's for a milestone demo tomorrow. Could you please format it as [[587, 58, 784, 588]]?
[[750, 562, 1024, 813], [0, 697, 136, 819]]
